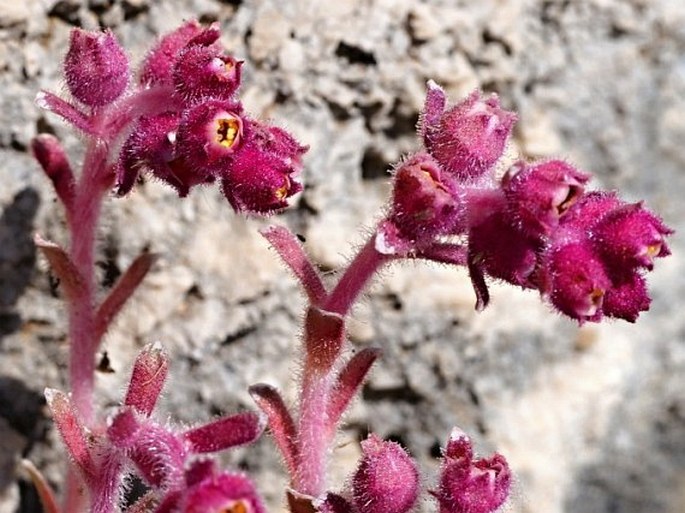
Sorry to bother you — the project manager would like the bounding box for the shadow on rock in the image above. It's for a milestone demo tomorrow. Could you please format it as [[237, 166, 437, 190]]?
[[564, 362, 685, 513], [0, 375, 48, 510], [0, 187, 39, 338]]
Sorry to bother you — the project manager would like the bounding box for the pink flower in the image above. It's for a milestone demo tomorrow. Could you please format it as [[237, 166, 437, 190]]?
[[220, 120, 307, 213], [139, 20, 209, 86], [592, 202, 672, 271], [543, 242, 611, 322], [173, 44, 243, 102], [182, 472, 265, 513], [384, 152, 461, 250], [603, 272, 651, 322], [176, 99, 246, 172], [352, 434, 420, 513], [502, 159, 590, 238], [433, 429, 511, 513], [117, 111, 216, 197], [421, 82, 516, 182]]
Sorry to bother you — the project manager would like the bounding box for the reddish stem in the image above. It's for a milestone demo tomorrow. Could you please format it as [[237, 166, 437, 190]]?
[[324, 234, 393, 316], [67, 139, 111, 424]]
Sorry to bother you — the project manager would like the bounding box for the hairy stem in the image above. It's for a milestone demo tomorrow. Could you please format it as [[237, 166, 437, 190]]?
[[324, 234, 393, 316], [67, 138, 110, 424]]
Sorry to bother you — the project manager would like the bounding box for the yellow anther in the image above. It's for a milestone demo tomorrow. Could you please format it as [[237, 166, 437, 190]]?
[[219, 500, 249, 513], [645, 243, 661, 258], [274, 183, 289, 200], [216, 117, 240, 148], [590, 288, 605, 305]]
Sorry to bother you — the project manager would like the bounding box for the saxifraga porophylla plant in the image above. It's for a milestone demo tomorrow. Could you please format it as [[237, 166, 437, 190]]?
[[23, 20, 672, 513]]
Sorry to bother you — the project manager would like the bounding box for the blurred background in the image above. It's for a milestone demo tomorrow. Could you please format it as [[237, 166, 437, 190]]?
[[0, 0, 683, 512]]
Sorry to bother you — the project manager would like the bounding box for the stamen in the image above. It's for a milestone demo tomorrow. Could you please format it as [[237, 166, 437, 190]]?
[[215, 117, 240, 148], [220, 500, 250, 513], [645, 243, 661, 258]]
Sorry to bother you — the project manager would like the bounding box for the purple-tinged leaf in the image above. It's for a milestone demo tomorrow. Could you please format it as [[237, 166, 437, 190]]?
[[44, 388, 94, 477], [260, 225, 327, 304], [249, 383, 299, 476], [303, 306, 345, 372], [417, 243, 468, 266], [20, 460, 62, 513], [183, 411, 265, 454], [35, 235, 85, 302], [31, 135, 75, 212], [467, 253, 490, 312], [35, 91, 92, 134], [95, 252, 158, 341], [123, 342, 168, 417], [328, 348, 380, 427]]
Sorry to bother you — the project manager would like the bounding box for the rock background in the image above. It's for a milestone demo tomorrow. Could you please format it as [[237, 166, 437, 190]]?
[[0, 0, 684, 512]]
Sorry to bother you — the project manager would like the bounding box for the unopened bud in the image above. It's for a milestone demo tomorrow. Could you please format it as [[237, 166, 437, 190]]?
[[64, 29, 129, 107]]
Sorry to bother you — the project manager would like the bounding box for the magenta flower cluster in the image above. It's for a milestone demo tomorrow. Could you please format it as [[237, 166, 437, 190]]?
[[28, 19, 672, 513], [40, 21, 306, 213], [378, 81, 672, 323]]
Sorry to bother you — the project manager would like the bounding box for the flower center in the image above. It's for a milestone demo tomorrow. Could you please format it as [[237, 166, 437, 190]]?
[[219, 500, 249, 513], [215, 116, 241, 148]]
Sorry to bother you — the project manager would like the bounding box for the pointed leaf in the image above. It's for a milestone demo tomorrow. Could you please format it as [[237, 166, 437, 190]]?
[[31, 135, 76, 212], [303, 306, 345, 373], [35, 234, 85, 301], [260, 225, 327, 304], [287, 489, 318, 513], [44, 388, 94, 477], [249, 383, 298, 475], [95, 253, 158, 341], [183, 411, 265, 454], [467, 252, 490, 311], [417, 243, 468, 266], [19, 460, 62, 513], [35, 91, 93, 134], [328, 348, 380, 427], [419, 80, 446, 139], [123, 341, 168, 416]]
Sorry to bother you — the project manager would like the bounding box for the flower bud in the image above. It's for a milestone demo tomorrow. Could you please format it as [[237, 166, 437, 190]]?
[[603, 271, 651, 322], [221, 144, 302, 213], [592, 203, 672, 271], [124, 342, 169, 416], [434, 429, 511, 513], [422, 88, 516, 181], [182, 472, 265, 513], [352, 434, 419, 513], [502, 160, 589, 238], [174, 44, 243, 102], [139, 20, 205, 86], [388, 152, 460, 245], [545, 242, 611, 322], [64, 29, 129, 107], [221, 119, 307, 213]]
